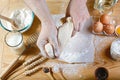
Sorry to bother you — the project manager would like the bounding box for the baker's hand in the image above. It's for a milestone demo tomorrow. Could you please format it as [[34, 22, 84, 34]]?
[[66, 0, 90, 34], [37, 22, 59, 58]]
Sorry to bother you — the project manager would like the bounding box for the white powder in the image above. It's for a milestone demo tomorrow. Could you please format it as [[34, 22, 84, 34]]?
[[6, 32, 25, 55], [110, 39, 120, 61], [59, 17, 95, 63], [6, 33, 22, 47], [1, 8, 33, 31], [92, 33, 115, 63], [43, 62, 86, 75]]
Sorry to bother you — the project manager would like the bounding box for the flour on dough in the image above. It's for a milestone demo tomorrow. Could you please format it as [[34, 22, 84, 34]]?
[[45, 14, 95, 63], [59, 17, 95, 63], [58, 17, 74, 52]]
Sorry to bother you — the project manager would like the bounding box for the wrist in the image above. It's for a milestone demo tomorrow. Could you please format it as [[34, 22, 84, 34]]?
[[41, 20, 56, 28], [71, 0, 87, 4], [80, 0, 87, 3]]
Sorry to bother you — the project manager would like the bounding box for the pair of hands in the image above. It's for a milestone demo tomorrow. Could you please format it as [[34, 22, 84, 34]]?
[[37, 1, 90, 58]]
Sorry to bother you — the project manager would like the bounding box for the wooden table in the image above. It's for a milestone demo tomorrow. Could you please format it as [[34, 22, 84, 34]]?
[[0, 0, 120, 80]]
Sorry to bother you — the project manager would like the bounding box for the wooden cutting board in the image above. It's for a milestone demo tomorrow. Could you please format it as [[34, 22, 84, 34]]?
[[0, 0, 120, 80]]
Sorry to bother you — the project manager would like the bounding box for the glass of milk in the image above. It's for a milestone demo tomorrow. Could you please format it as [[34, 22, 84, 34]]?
[[4, 31, 26, 55]]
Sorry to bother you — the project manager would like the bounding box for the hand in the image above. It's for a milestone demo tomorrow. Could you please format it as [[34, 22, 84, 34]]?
[[37, 22, 59, 58], [66, 0, 90, 34], [24, 0, 60, 58]]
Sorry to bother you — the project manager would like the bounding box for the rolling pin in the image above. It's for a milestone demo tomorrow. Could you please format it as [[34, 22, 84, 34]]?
[[0, 32, 39, 80], [0, 55, 23, 80]]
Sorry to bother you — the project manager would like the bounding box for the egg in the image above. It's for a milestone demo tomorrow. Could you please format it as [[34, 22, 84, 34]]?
[[115, 25, 120, 36], [104, 24, 115, 35], [100, 14, 110, 25], [93, 21, 103, 33]]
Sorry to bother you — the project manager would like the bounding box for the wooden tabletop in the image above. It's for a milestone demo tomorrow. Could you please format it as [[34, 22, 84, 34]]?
[[0, 0, 120, 80]]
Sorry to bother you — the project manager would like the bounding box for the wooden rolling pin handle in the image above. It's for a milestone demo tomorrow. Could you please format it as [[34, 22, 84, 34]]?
[[0, 57, 22, 80]]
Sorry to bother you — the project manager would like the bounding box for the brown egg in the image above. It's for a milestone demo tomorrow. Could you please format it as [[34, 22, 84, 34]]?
[[100, 14, 110, 25], [93, 21, 103, 33], [104, 24, 115, 35]]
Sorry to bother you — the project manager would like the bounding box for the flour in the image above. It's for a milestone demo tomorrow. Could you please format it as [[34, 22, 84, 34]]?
[[5, 32, 25, 55], [59, 17, 95, 63], [6, 32, 22, 46], [1, 8, 33, 31], [110, 38, 120, 61], [43, 61, 87, 76], [41, 61, 87, 80]]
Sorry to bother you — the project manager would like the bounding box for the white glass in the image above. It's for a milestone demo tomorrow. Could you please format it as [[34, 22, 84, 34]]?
[[94, 0, 118, 14], [5, 31, 25, 55]]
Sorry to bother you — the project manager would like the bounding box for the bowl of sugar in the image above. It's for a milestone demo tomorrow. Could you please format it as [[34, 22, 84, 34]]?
[[0, 8, 34, 33]]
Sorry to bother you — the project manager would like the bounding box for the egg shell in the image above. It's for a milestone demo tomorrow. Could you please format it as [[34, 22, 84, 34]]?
[[93, 21, 103, 33], [100, 14, 110, 25], [104, 24, 115, 35]]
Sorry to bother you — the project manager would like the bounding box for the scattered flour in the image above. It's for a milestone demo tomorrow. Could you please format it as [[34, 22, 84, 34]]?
[[43, 61, 87, 76], [59, 17, 95, 63]]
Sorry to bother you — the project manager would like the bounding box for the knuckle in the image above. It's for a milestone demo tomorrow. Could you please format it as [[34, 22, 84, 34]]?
[[37, 40, 47, 47]]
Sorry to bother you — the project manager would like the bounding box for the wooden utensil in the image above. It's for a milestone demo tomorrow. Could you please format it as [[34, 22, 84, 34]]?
[[7, 54, 41, 78], [0, 54, 23, 80], [9, 57, 47, 80], [0, 32, 39, 80], [0, 14, 18, 29]]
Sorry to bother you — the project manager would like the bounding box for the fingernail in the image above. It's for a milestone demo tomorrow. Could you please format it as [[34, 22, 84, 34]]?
[[55, 49, 60, 58]]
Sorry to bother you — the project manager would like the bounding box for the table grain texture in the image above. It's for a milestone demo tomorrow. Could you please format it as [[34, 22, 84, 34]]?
[[0, 0, 120, 80]]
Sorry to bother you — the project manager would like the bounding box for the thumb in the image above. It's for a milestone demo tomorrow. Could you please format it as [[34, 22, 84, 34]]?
[[49, 37, 60, 58]]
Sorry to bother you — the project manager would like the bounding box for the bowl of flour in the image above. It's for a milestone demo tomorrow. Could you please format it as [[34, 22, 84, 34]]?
[[0, 8, 34, 33]]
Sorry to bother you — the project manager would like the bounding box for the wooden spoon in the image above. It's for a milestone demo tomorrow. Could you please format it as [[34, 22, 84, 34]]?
[[0, 14, 18, 29]]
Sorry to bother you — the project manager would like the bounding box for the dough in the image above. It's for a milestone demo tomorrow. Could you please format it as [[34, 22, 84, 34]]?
[[59, 17, 95, 63], [58, 17, 74, 52], [45, 17, 95, 63], [45, 17, 73, 58]]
